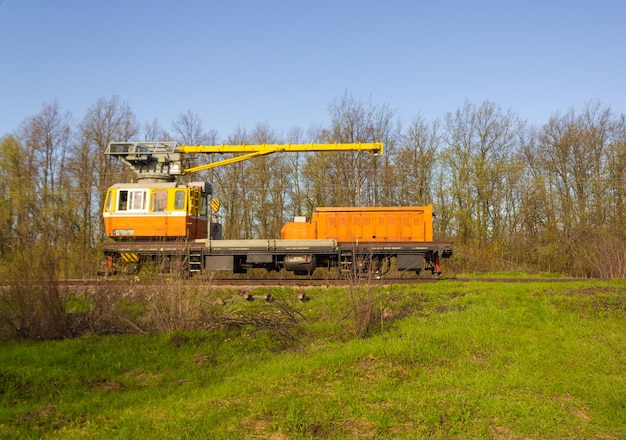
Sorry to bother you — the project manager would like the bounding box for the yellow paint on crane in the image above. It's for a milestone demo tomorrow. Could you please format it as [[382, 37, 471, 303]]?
[[178, 142, 384, 154], [179, 142, 384, 174]]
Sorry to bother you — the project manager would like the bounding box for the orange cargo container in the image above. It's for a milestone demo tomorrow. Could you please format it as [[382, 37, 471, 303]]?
[[281, 205, 434, 242]]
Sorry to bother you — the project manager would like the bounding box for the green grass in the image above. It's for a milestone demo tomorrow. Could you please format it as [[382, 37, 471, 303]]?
[[1, 280, 625, 439], [451, 270, 566, 279]]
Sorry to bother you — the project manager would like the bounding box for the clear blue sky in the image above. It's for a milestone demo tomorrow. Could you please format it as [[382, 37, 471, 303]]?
[[1, 0, 625, 140]]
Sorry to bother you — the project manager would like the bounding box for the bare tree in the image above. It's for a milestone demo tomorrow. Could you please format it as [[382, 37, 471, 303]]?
[[171, 110, 207, 145], [441, 101, 521, 241], [303, 92, 392, 208], [143, 118, 173, 142], [246, 123, 287, 237], [606, 114, 626, 227], [0, 136, 31, 259], [283, 125, 317, 218], [16, 102, 76, 276], [171, 110, 220, 184], [534, 102, 621, 276], [17, 101, 72, 204], [396, 116, 440, 206], [71, 95, 139, 273], [212, 127, 253, 238], [439, 100, 523, 271]]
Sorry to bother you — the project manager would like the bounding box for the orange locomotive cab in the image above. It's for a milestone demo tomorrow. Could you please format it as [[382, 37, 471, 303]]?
[[103, 182, 213, 240]]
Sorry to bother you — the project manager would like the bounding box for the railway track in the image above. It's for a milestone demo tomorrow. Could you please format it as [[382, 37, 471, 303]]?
[[0, 277, 598, 288]]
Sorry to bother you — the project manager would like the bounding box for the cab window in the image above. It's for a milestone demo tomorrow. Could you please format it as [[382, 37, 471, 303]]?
[[118, 191, 128, 211], [174, 190, 186, 210], [151, 190, 168, 212], [104, 190, 114, 212], [200, 196, 208, 216], [118, 190, 147, 211]]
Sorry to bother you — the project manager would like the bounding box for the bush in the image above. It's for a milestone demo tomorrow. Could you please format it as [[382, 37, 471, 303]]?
[[0, 246, 69, 340]]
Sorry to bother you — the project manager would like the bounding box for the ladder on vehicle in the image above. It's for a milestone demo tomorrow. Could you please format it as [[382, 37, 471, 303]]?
[[188, 249, 203, 273], [339, 249, 353, 275]]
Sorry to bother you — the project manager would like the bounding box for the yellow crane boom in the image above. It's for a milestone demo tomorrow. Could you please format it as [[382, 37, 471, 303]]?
[[179, 142, 384, 174], [105, 141, 383, 181]]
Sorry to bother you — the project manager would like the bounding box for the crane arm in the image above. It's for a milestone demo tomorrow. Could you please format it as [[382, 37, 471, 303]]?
[[105, 141, 383, 181], [179, 142, 384, 174], [182, 149, 275, 174], [178, 142, 383, 155]]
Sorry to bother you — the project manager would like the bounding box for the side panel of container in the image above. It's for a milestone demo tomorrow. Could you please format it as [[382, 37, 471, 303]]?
[[313, 206, 433, 242]]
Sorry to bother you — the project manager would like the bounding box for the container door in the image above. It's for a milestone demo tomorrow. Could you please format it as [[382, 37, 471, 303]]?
[[337, 214, 350, 241], [400, 213, 412, 239], [412, 212, 425, 241]]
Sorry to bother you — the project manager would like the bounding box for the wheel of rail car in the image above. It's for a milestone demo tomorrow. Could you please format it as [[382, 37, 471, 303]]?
[[339, 253, 354, 277], [339, 253, 381, 279], [357, 254, 383, 277], [376, 257, 392, 277]]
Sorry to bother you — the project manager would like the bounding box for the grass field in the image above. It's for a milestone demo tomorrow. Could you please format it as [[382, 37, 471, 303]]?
[[1, 280, 625, 439]]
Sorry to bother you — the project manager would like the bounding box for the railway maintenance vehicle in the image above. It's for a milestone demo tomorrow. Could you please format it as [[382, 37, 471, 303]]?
[[102, 141, 452, 277]]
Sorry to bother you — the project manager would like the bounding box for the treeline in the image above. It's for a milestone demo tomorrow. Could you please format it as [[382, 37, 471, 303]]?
[[1, 93, 625, 278]]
